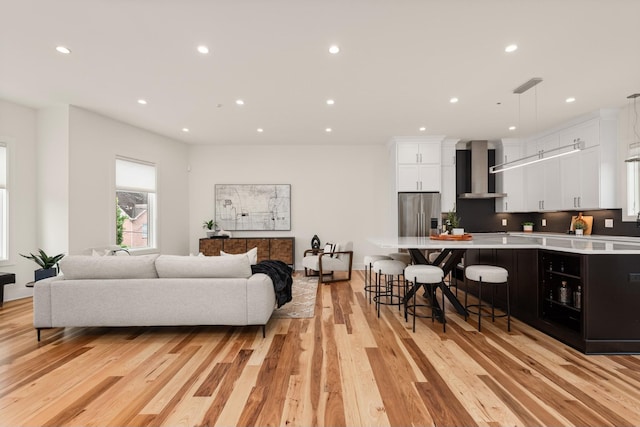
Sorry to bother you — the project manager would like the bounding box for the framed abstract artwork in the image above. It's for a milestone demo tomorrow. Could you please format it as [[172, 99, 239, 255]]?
[[215, 184, 291, 231]]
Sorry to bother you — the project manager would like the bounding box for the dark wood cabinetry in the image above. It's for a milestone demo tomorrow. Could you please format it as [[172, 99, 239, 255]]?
[[198, 237, 295, 267], [465, 248, 640, 353]]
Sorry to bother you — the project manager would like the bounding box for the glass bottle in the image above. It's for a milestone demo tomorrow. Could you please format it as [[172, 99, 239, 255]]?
[[574, 285, 582, 310], [559, 281, 570, 304]]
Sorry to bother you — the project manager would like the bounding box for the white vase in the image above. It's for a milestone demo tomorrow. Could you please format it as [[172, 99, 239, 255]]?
[[575, 229, 584, 236], [523, 225, 533, 232], [452, 228, 465, 235]]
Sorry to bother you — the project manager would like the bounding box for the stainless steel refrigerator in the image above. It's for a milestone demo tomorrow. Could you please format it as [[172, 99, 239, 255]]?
[[398, 192, 441, 236]]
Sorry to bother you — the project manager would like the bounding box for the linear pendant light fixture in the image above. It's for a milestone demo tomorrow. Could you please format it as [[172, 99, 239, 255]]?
[[490, 77, 585, 174], [490, 138, 585, 174]]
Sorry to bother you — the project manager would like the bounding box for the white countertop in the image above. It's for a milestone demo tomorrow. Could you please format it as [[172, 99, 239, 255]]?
[[370, 232, 640, 255]]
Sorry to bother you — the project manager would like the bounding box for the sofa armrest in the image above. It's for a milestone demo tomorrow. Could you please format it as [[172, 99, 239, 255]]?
[[246, 273, 276, 325], [33, 276, 63, 328]]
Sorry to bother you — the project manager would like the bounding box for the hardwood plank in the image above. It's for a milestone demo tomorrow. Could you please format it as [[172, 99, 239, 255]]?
[[41, 376, 123, 427], [1, 275, 640, 426]]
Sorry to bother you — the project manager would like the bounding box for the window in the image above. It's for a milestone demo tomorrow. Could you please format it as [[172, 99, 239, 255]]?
[[115, 157, 156, 250], [0, 143, 6, 260]]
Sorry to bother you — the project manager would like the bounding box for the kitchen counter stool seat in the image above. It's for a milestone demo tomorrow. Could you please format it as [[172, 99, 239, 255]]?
[[404, 264, 446, 332], [388, 252, 411, 265], [372, 260, 405, 317], [364, 255, 392, 303], [464, 265, 510, 332]]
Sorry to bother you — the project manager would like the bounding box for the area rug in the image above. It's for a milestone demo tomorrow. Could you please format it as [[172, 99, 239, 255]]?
[[271, 274, 318, 319]]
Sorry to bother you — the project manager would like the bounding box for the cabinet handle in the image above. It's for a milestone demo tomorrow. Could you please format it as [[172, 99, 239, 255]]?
[[416, 153, 419, 163], [416, 181, 419, 190], [420, 153, 423, 163], [578, 196, 581, 207], [420, 181, 423, 190], [505, 201, 508, 211], [573, 197, 576, 208]]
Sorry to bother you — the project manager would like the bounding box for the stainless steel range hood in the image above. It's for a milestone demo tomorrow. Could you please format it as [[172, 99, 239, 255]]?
[[458, 140, 507, 199]]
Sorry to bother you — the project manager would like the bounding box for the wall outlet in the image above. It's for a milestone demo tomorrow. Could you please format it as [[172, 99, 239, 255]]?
[[502, 219, 507, 226], [605, 219, 614, 228], [542, 219, 547, 227]]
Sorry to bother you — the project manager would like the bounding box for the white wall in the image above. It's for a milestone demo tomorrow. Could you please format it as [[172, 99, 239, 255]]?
[[188, 144, 392, 270], [0, 99, 39, 301], [67, 107, 190, 255], [37, 106, 70, 255]]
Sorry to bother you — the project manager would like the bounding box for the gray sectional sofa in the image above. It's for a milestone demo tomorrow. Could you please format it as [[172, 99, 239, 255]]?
[[33, 253, 276, 340]]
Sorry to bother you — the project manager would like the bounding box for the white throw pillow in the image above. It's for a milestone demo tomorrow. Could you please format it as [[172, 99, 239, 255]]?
[[323, 243, 335, 258], [155, 254, 252, 278], [220, 247, 258, 265], [60, 254, 160, 279]]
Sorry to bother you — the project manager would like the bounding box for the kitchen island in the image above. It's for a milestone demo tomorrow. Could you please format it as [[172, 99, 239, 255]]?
[[371, 233, 640, 354]]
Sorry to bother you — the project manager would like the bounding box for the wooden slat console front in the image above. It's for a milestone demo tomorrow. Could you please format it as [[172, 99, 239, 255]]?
[[199, 237, 295, 266]]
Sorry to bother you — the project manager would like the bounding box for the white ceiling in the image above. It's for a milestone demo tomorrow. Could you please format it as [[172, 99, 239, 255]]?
[[2, 0, 640, 146]]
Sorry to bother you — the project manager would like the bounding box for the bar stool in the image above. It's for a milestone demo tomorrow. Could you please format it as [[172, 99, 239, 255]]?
[[372, 259, 405, 317], [388, 252, 411, 265], [363, 255, 392, 303], [429, 251, 459, 297], [404, 265, 446, 332], [464, 265, 510, 332]]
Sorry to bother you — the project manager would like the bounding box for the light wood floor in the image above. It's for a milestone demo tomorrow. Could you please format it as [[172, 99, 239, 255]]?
[[1, 271, 640, 426]]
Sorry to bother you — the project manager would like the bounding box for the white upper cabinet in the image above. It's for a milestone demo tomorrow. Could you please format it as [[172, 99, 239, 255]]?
[[397, 142, 441, 164], [558, 114, 617, 210], [523, 133, 560, 211], [394, 137, 443, 192], [495, 139, 524, 212], [522, 110, 618, 212], [440, 139, 458, 213]]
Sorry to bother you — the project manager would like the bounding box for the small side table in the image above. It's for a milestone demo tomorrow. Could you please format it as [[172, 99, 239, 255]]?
[[0, 272, 16, 308]]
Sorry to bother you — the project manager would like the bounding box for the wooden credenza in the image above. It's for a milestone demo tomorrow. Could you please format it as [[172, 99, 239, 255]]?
[[199, 237, 295, 267]]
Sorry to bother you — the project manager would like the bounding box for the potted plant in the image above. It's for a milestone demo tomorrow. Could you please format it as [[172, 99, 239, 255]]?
[[574, 219, 587, 236], [445, 209, 463, 234], [522, 221, 534, 232], [202, 219, 218, 237], [20, 249, 65, 281]]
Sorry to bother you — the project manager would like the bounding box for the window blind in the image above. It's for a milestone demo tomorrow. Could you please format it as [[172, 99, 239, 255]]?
[[116, 158, 155, 192]]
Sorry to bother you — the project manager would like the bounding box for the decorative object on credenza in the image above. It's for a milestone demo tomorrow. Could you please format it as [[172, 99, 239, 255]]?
[[522, 221, 534, 232], [202, 219, 218, 237], [311, 234, 321, 250], [20, 249, 65, 281], [215, 184, 291, 231]]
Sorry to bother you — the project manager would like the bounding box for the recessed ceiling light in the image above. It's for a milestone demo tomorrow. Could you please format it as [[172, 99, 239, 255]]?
[[137, 99, 147, 105], [450, 97, 459, 104], [257, 128, 264, 133], [566, 97, 576, 103], [197, 45, 209, 54], [182, 128, 189, 132], [235, 99, 244, 105], [509, 126, 517, 131], [505, 44, 518, 53], [329, 45, 340, 54], [56, 46, 71, 54], [325, 128, 332, 132], [419, 127, 426, 132], [326, 99, 335, 105]]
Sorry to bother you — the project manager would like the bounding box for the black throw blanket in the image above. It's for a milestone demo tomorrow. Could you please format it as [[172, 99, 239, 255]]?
[[251, 260, 293, 308]]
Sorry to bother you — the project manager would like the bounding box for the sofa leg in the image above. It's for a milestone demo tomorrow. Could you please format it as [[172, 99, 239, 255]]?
[[37, 328, 41, 342], [262, 325, 266, 338]]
